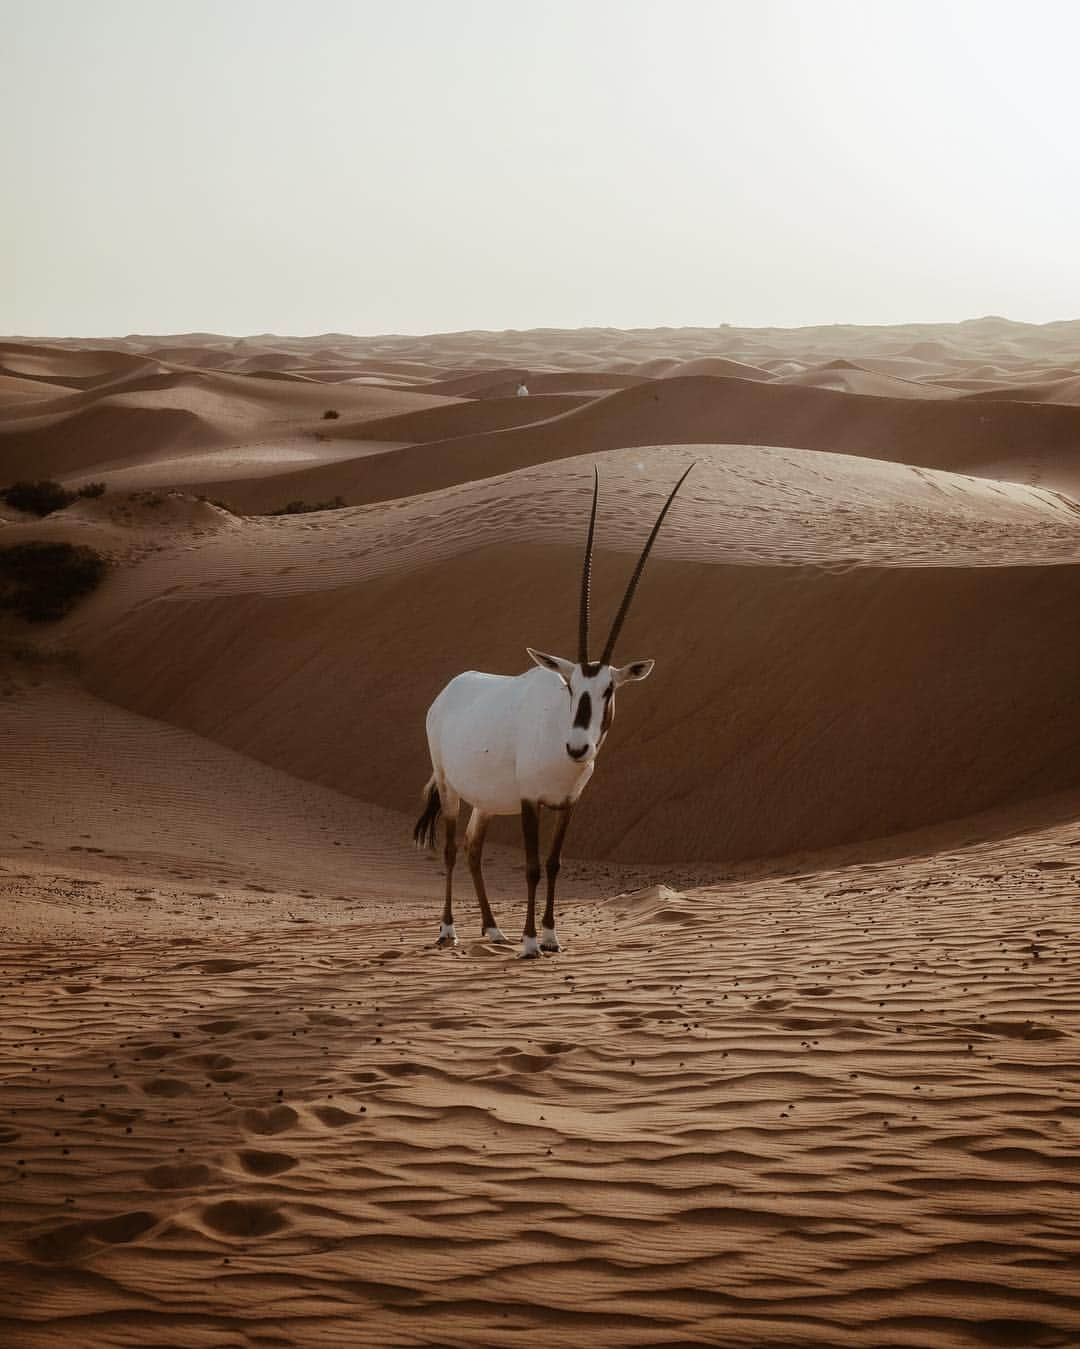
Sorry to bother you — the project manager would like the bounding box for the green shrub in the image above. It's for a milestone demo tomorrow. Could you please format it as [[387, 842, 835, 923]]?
[[77, 482, 107, 499], [322, 409, 340, 420], [269, 496, 346, 516], [0, 541, 108, 622]]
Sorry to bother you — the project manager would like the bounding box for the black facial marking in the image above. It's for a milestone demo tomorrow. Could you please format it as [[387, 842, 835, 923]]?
[[573, 691, 592, 729], [600, 686, 614, 736], [581, 661, 602, 678]]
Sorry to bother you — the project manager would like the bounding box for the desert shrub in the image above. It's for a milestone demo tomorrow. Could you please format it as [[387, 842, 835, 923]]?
[[0, 479, 108, 516], [1, 480, 73, 516], [0, 541, 108, 622], [269, 496, 346, 515], [322, 409, 340, 420]]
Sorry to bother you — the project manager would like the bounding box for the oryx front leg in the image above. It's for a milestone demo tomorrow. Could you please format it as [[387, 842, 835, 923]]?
[[436, 793, 461, 946], [519, 800, 542, 958], [540, 805, 573, 952], [466, 807, 508, 943]]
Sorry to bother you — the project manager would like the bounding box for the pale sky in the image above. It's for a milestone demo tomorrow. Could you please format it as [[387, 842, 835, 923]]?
[[3, 0, 1079, 337]]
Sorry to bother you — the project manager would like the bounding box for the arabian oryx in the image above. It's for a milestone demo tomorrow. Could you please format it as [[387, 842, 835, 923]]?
[[414, 463, 693, 958]]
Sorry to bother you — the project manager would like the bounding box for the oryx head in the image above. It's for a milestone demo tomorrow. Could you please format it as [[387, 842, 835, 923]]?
[[527, 463, 693, 765]]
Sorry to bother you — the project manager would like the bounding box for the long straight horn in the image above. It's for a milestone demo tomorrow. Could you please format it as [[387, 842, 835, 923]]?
[[578, 466, 599, 664], [600, 462, 694, 665]]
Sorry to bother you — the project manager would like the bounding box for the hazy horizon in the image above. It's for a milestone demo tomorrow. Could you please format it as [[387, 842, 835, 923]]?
[[5, 0, 1079, 337]]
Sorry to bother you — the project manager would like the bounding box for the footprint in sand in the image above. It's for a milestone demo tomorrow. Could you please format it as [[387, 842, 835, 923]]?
[[309, 1104, 361, 1127], [144, 1161, 216, 1190], [135, 1044, 178, 1061], [142, 1077, 194, 1098], [201, 1199, 286, 1238], [238, 1105, 298, 1135], [237, 1149, 298, 1177], [198, 1019, 243, 1035], [966, 1019, 1065, 1041], [27, 1211, 159, 1264]]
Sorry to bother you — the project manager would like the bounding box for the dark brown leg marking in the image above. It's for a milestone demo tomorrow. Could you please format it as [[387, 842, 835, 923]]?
[[440, 813, 457, 927], [521, 800, 541, 942], [541, 805, 573, 948]]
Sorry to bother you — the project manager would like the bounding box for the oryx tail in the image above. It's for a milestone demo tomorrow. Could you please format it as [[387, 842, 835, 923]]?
[[413, 774, 442, 849]]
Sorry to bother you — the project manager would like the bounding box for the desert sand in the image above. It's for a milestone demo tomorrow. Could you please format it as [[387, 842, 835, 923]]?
[[3, 319, 1080, 1347]]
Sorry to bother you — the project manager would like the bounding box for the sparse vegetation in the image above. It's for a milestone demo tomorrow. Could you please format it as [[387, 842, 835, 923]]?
[[0, 479, 107, 517], [322, 409, 340, 419], [0, 541, 108, 622], [269, 496, 347, 515]]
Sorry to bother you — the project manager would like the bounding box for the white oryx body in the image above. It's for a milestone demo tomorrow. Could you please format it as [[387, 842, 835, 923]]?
[[415, 463, 692, 958], [428, 667, 595, 815]]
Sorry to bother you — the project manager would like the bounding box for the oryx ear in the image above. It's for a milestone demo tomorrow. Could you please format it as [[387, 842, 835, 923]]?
[[612, 658, 655, 686], [527, 648, 576, 685]]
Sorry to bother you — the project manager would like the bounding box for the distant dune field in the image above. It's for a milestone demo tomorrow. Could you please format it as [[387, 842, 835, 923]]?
[[3, 319, 1080, 1348]]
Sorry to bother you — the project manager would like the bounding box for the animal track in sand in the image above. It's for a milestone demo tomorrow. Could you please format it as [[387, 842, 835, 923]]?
[[237, 1105, 298, 1135], [310, 1105, 361, 1127], [141, 1077, 193, 1097], [181, 957, 256, 974], [236, 1148, 298, 1176], [963, 1019, 1066, 1040], [27, 1211, 159, 1263], [188, 1053, 236, 1070], [144, 1161, 216, 1189], [197, 1019, 243, 1034], [135, 1043, 178, 1060], [201, 1199, 285, 1238]]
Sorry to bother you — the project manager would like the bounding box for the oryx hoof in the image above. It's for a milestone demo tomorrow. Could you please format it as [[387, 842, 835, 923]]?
[[519, 935, 541, 959], [435, 923, 458, 947], [484, 926, 510, 945], [539, 927, 561, 952]]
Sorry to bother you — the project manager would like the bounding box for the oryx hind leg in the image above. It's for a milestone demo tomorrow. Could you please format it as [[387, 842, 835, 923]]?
[[465, 807, 508, 943], [436, 781, 461, 946]]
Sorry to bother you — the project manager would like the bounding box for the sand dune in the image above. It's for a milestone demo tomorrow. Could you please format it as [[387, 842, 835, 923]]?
[[0, 373, 77, 407], [658, 356, 774, 380], [962, 374, 1080, 406], [0, 370, 461, 482], [188, 372, 1080, 513], [0, 340, 156, 390], [321, 391, 592, 444], [468, 371, 650, 398], [4, 320, 1080, 1348], [58, 446, 1080, 865], [780, 361, 959, 399], [1, 402, 221, 479]]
